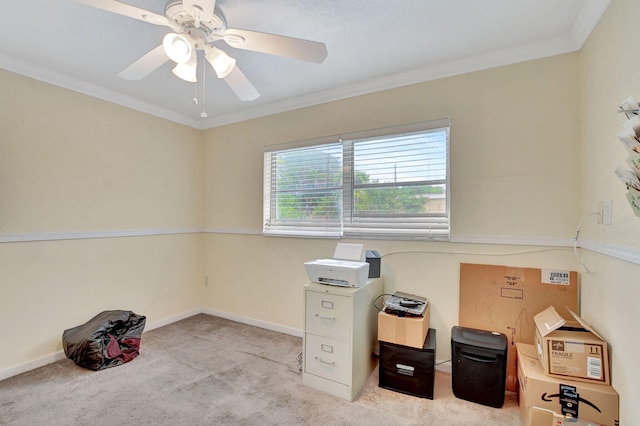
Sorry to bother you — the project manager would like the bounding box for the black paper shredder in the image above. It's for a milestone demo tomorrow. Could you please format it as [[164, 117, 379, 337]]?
[[451, 325, 508, 408]]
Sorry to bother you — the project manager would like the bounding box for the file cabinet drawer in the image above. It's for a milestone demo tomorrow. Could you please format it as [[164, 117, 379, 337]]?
[[305, 291, 351, 340], [304, 333, 350, 385], [379, 328, 436, 399]]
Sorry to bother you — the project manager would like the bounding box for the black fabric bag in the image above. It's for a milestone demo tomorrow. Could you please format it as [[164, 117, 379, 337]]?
[[62, 310, 146, 371]]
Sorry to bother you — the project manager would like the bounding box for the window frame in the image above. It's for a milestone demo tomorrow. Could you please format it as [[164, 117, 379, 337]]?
[[263, 119, 450, 240]]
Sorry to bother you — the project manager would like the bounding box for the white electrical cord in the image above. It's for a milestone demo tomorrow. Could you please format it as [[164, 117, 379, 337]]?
[[573, 212, 600, 273], [380, 212, 600, 273]]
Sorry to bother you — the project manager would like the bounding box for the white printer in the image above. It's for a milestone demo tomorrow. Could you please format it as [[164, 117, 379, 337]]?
[[304, 243, 370, 287]]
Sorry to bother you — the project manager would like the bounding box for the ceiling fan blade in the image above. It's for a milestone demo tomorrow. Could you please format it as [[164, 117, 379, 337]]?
[[223, 28, 328, 64], [183, 0, 216, 21], [75, 0, 179, 31], [222, 66, 260, 101], [118, 44, 169, 80]]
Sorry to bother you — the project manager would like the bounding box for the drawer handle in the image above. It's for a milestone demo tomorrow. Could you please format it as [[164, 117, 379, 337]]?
[[315, 356, 335, 365], [316, 314, 335, 321], [396, 363, 415, 376]]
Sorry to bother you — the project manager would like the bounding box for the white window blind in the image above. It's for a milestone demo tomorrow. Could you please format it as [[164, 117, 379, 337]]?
[[263, 143, 343, 237], [263, 120, 450, 240], [343, 128, 449, 239]]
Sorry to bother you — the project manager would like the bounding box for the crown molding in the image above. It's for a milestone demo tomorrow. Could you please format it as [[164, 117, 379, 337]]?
[[201, 35, 580, 128], [0, 53, 203, 129], [569, 0, 611, 48], [1, 2, 609, 131]]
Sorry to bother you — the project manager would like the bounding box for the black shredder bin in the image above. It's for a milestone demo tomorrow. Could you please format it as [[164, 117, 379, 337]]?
[[451, 325, 508, 408]]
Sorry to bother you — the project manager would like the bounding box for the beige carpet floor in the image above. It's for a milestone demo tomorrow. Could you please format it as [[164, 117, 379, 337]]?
[[0, 314, 522, 425]]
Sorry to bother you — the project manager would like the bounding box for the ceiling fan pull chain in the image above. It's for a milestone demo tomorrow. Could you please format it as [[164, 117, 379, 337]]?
[[193, 76, 198, 105], [200, 55, 208, 118]]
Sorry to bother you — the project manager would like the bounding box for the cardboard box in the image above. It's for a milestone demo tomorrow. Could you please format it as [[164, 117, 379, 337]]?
[[378, 303, 430, 349], [517, 343, 618, 426], [459, 263, 579, 392], [523, 406, 602, 426], [534, 306, 610, 385]]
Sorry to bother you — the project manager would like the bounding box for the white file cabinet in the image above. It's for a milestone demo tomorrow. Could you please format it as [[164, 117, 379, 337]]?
[[302, 278, 383, 401]]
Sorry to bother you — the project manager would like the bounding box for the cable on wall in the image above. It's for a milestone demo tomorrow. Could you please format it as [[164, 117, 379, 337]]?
[[380, 247, 571, 259], [573, 211, 600, 273], [378, 219, 598, 272]]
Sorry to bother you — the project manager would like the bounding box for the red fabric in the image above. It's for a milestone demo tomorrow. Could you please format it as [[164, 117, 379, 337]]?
[[105, 334, 122, 359], [105, 335, 141, 363], [118, 338, 141, 363]]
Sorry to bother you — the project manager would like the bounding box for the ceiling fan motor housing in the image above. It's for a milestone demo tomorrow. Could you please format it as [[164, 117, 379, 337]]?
[[165, 0, 227, 42]]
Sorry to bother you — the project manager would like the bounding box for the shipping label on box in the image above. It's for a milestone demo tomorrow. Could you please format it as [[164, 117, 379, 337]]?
[[521, 406, 603, 426], [534, 306, 610, 385], [459, 263, 579, 392], [517, 343, 618, 426]]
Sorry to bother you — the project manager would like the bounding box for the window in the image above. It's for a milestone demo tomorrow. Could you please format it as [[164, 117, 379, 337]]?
[[263, 119, 450, 240]]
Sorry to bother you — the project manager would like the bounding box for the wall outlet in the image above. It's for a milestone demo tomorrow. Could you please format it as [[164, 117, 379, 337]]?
[[601, 200, 612, 225]]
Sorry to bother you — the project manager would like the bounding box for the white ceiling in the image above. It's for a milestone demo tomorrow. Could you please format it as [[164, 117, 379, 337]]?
[[0, 0, 610, 129]]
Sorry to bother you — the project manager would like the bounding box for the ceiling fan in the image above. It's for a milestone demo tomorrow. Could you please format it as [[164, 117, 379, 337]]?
[[75, 0, 328, 102]]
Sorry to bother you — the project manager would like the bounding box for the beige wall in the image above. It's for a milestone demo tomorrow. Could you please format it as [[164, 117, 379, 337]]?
[[202, 18, 639, 419], [2, 2, 639, 421], [0, 71, 205, 374], [203, 53, 582, 377], [578, 0, 640, 423], [1, 73, 204, 233], [204, 54, 581, 239]]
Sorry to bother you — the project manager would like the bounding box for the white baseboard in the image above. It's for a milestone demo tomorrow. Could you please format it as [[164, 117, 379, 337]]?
[[202, 308, 458, 376], [144, 308, 204, 332], [0, 308, 204, 382], [0, 308, 301, 382], [202, 307, 303, 338], [0, 351, 68, 382], [4, 308, 457, 382]]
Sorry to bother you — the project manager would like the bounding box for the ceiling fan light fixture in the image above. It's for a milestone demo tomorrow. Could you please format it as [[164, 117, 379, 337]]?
[[205, 46, 236, 79], [172, 56, 198, 82], [163, 33, 194, 64]]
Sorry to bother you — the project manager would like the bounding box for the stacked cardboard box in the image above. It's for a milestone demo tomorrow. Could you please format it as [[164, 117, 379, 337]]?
[[534, 306, 610, 385], [459, 263, 579, 393], [517, 343, 618, 425], [517, 307, 619, 425], [377, 296, 433, 399], [378, 300, 430, 349]]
